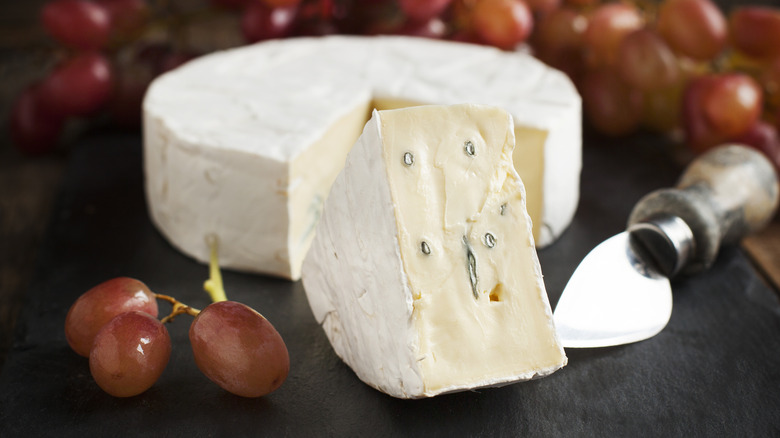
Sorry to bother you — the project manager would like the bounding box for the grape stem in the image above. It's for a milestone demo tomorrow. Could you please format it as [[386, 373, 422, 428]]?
[[156, 293, 200, 323], [154, 234, 227, 324], [204, 234, 228, 303]]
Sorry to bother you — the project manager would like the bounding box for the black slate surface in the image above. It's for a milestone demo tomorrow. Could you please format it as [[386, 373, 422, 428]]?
[[1, 130, 779, 436]]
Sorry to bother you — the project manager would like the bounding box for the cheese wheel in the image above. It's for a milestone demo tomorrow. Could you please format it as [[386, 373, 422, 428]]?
[[143, 35, 581, 280]]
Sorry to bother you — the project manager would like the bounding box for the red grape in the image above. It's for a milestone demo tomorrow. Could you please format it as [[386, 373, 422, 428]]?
[[471, 0, 533, 50], [583, 3, 643, 68], [534, 7, 586, 55], [702, 73, 762, 138], [189, 301, 289, 398], [284, 0, 341, 39], [242, 4, 299, 43], [732, 121, 780, 172], [581, 68, 643, 136], [657, 0, 726, 61], [65, 277, 158, 357], [41, 0, 112, 50], [90, 311, 171, 397], [533, 7, 587, 80], [96, 0, 150, 39], [729, 7, 780, 59], [399, 0, 452, 22], [682, 75, 728, 152], [38, 52, 114, 118], [396, 17, 447, 39], [9, 86, 65, 155], [617, 29, 680, 91]]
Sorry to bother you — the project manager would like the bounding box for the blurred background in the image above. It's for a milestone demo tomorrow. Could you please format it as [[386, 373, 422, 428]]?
[[1, 0, 65, 369]]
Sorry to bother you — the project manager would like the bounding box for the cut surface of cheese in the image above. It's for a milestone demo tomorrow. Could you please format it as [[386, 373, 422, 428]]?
[[302, 104, 567, 398], [143, 35, 581, 280]]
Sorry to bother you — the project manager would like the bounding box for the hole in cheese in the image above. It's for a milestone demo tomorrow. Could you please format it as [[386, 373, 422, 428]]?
[[489, 283, 504, 302]]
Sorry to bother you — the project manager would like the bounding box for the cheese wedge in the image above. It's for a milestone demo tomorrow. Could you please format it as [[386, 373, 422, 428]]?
[[302, 104, 566, 398], [143, 35, 581, 280]]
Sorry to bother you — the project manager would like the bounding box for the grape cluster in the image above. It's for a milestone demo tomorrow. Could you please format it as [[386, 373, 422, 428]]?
[[10, 0, 780, 171], [64, 277, 290, 398], [533, 0, 780, 169], [12, 0, 153, 154]]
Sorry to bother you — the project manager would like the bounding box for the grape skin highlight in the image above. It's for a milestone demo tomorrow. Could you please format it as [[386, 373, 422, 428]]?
[[399, 0, 453, 22], [39, 52, 114, 118], [241, 3, 298, 43], [702, 73, 762, 138], [472, 0, 534, 50], [657, 0, 727, 61], [89, 311, 171, 398], [583, 2, 643, 68], [65, 277, 158, 357], [41, 0, 111, 50]]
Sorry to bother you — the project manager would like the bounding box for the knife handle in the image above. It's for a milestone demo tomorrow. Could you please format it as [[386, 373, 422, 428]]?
[[628, 144, 779, 275]]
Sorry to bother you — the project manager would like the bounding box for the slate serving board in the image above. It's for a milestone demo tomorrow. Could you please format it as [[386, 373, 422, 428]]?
[[1, 130, 779, 437]]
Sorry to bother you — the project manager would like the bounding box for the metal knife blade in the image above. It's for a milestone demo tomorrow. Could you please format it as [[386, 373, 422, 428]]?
[[553, 144, 779, 349], [553, 232, 672, 348]]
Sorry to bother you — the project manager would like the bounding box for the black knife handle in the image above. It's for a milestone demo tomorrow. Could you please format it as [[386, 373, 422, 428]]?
[[627, 144, 779, 275]]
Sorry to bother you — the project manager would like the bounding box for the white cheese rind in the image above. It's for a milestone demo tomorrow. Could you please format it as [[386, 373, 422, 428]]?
[[143, 114, 292, 275], [302, 105, 566, 398], [143, 35, 581, 279], [302, 113, 424, 398]]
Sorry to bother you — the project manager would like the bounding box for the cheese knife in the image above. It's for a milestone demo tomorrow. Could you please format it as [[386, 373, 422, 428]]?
[[553, 144, 780, 348]]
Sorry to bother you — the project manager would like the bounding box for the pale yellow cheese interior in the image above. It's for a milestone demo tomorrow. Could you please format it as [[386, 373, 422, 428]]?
[[289, 99, 548, 279], [512, 126, 546, 241], [288, 100, 373, 279], [378, 105, 564, 394], [374, 98, 546, 242], [286, 99, 548, 280]]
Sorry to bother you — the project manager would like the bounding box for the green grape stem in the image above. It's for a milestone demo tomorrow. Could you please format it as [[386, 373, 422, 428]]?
[[153, 234, 227, 324], [204, 234, 228, 303]]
